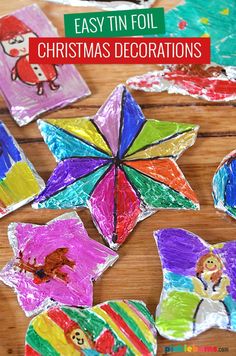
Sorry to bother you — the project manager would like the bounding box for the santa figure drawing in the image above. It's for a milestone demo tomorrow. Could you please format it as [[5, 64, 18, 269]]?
[[0, 15, 59, 95]]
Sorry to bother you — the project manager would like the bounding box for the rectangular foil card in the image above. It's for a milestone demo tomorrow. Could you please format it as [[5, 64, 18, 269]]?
[[0, 4, 90, 126], [46, 0, 155, 10], [0, 121, 44, 218]]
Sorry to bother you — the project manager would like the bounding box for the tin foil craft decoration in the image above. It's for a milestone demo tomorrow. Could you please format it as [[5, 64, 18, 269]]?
[[0, 212, 118, 316], [33, 85, 199, 250], [213, 149, 236, 219], [0, 121, 44, 218], [45, 0, 155, 11], [159, 0, 236, 67], [0, 5, 90, 126], [25, 300, 157, 355], [154, 228, 236, 340], [127, 64, 236, 102]]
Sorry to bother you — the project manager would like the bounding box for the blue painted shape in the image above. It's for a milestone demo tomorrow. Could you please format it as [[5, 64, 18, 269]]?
[[212, 164, 228, 207], [223, 295, 236, 331], [38, 120, 110, 161], [118, 89, 145, 159], [164, 271, 194, 292], [225, 160, 236, 207], [0, 122, 21, 180]]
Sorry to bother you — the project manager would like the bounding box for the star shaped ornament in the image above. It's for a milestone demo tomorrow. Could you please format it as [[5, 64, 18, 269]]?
[[34, 85, 199, 250], [0, 212, 118, 316]]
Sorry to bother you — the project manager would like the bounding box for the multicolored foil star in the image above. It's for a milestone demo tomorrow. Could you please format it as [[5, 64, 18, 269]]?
[[33, 85, 199, 250], [0, 212, 118, 316]]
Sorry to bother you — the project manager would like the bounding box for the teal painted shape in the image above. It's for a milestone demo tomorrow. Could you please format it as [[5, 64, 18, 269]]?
[[37, 164, 111, 209], [224, 295, 236, 331], [213, 165, 228, 207], [164, 272, 194, 292], [38, 120, 110, 161], [158, 0, 236, 66]]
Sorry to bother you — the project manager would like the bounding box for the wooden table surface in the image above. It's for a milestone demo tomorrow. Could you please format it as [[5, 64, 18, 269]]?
[[0, 0, 235, 355]]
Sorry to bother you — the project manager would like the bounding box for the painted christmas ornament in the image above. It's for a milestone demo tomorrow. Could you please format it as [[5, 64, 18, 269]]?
[[0, 4, 90, 126], [127, 64, 236, 102], [0, 212, 118, 316], [213, 149, 236, 219], [0, 121, 44, 218], [154, 228, 236, 340], [45, 0, 155, 11], [33, 85, 199, 250], [160, 0, 236, 67], [25, 300, 157, 355]]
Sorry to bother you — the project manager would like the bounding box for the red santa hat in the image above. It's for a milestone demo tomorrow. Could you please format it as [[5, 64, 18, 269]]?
[[0, 15, 32, 41]]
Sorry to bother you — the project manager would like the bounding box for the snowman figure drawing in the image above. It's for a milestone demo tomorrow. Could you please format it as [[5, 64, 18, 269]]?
[[0, 15, 60, 95]]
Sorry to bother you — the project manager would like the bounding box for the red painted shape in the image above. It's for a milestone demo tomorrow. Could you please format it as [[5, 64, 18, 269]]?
[[25, 344, 41, 356], [100, 304, 150, 355], [178, 20, 187, 30], [95, 330, 114, 353], [116, 168, 141, 244], [47, 307, 78, 331]]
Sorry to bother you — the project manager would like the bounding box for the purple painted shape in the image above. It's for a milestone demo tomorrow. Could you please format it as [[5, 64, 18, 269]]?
[[0, 213, 118, 316], [34, 157, 109, 203], [92, 85, 124, 156], [0, 5, 90, 126], [214, 241, 236, 300], [154, 228, 208, 276], [89, 166, 115, 245]]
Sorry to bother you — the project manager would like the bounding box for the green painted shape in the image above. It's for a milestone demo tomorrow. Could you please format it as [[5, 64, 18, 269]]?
[[225, 205, 236, 219], [126, 120, 196, 156], [26, 325, 59, 356], [37, 164, 111, 209], [156, 290, 200, 339], [123, 165, 197, 210], [129, 300, 155, 326], [109, 301, 153, 351]]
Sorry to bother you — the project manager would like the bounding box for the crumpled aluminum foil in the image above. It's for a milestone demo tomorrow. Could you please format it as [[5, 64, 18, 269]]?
[[25, 300, 157, 355], [45, 0, 155, 10], [127, 64, 236, 102], [0, 121, 44, 219], [213, 149, 236, 219], [154, 228, 236, 340], [0, 212, 118, 317], [0, 4, 90, 126], [33, 85, 199, 250]]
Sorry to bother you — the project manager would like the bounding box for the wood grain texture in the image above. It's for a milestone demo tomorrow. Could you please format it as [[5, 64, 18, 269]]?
[[0, 0, 235, 355]]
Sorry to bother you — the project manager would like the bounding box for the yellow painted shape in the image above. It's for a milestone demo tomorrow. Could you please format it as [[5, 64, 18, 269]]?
[[93, 307, 141, 355], [117, 301, 156, 345], [45, 118, 112, 155], [201, 33, 210, 38], [0, 162, 40, 206], [125, 130, 196, 160], [220, 8, 229, 15], [213, 243, 225, 250], [32, 313, 81, 356], [199, 17, 209, 25]]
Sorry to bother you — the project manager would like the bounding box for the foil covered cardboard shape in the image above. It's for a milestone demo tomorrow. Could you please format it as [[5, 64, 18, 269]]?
[[213, 149, 236, 219], [0, 4, 90, 126], [45, 0, 155, 11], [25, 300, 157, 355], [0, 121, 44, 218], [33, 85, 199, 250], [154, 228, 236, 340], [0, 212, 118, 316], [127, 64, 236, 102]]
